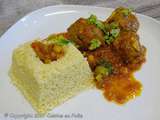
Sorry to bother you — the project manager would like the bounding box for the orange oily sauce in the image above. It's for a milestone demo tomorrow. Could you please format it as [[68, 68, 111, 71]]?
[[103, 73, 142, 104], [31, 41, 64, 64]]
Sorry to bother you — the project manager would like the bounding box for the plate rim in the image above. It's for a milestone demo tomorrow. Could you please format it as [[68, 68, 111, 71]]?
[[0, 4, 160, 119]]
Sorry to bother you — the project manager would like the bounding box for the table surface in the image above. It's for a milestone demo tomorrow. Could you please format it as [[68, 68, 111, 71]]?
[[1, 0, 160, 36]]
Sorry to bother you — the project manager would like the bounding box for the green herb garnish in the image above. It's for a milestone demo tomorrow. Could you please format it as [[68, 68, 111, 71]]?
[[110, 22, 119, 29], [104, 22, 120, 45], [94, 65, 110, 81], [54, 39, 70, 45], [89, 39, 101, 50], [87, 14, 106, 33], [88, 14, 97, 24], [105, 36, 114, 45], [47, 35, 70, 45], [110, 28, 120, 38], [104, 32, 110, 40], [121, 7, 133, 16], [88, 15, 120, 45], [98, 59, 113, 74], [95, 20, 106, 31], [95, 66, 109, 76]]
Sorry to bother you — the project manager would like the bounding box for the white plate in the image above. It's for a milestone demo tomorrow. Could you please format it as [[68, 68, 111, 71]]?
[[0, 5, 160, 120]]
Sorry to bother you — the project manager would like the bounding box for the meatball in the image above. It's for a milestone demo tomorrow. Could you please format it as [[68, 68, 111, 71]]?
[[105, 7, 139, 32], [112, 31, 146, 70], [87, 47, 122, 69], [67, 18, 105, 50]]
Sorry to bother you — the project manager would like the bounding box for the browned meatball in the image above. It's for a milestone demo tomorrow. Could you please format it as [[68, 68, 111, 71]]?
[[87, 47, 122, 69], [106, 7, 139, 32], [112, 31, 146, 70], [67, 18, 105, 50]]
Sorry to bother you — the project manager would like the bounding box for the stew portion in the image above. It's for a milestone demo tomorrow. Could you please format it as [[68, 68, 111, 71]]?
[[66, 7, 146, 104], [31, 35, 70, 63], [31, 7, 146, 104]]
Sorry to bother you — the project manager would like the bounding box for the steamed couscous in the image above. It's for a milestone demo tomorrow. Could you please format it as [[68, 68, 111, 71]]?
[[9, 37, 94, 115]]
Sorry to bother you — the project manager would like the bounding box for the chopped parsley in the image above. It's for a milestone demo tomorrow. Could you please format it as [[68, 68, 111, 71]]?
[[88, 15, 120, 45], [54, 39, 70, 45], [89, 39, 101, 50], [87, 14, 106, 33], [110, 22, 119, 29], [98, 59, 113, 74], [121, 7, 133, 16], [104, 22, 120, 45], [47, 35, 70, 45], [95, 66, 109, 76], [87, 14, 97, 24], [105, 36, 114, 45], [95, 66, 109, 81], [110, 28, 120, 38]]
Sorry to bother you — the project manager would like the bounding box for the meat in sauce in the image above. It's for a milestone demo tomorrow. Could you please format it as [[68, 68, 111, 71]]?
[[66, 7, 146, 104], [105, 7, 139, 32], [31, 41, 64, 63], [31, 35, 70, 64]]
